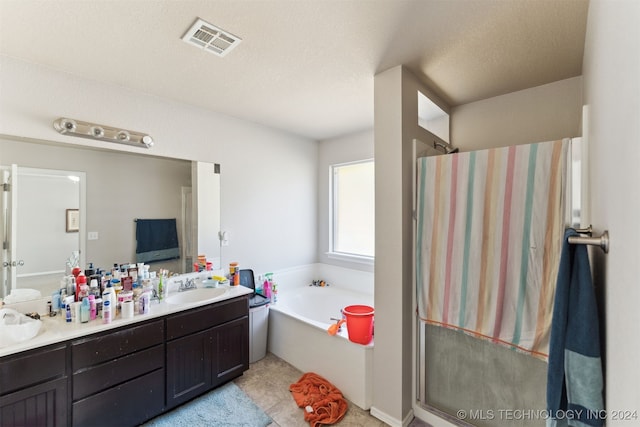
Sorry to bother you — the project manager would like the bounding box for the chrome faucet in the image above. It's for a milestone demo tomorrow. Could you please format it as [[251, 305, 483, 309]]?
[[178, 278, 197, 292], [149, 287, 160, 303]]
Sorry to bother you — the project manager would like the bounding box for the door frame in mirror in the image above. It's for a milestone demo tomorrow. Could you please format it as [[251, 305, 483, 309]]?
[[0, 165, 86, 296]]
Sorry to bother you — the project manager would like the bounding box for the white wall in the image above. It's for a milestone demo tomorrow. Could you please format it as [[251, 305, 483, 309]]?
[[0, 55, 318, 275], [317, 129, 374, 271], [373, 66, 451, 426], [582, 0, 640, 422], [373, 66, 408, 426], [452, 76, 583, 150]]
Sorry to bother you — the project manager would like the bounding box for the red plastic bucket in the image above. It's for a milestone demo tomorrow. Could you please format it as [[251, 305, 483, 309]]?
[[342, 305, 374, 345]]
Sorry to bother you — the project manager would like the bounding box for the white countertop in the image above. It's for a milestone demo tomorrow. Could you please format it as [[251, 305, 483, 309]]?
[[0, 284, 253, 358]]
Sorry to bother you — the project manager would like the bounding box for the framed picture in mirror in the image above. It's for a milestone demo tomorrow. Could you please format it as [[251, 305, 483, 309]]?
[[66, 209, 79, 232]]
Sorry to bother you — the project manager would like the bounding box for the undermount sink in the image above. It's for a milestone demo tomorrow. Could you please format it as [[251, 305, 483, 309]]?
[[165, 287, 228, 305]]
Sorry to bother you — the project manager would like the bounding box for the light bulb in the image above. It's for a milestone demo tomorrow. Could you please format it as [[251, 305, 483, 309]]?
[[141, 135, 154, 148], [116, 130, 130, 141], [56, 118, 77, 134], [90, 126, 105, 138]]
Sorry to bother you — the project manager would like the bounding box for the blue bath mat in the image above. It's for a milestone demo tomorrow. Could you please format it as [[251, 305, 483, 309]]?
[[142, 382, 272, 427]]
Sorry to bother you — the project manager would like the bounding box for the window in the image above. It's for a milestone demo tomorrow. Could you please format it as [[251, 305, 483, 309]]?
[[418, 90, 450, 143], [329, 160, 374, 262]]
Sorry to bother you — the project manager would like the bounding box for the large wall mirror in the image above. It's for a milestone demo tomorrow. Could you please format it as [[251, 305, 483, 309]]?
[[0, 135, 220, 300]]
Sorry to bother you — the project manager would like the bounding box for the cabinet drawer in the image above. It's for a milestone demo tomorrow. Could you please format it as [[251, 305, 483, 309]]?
[[0, 344, 67, 395], [72, 368, 164, 427], [166, 296, 249, 340], [73, 344, 164, 401], [72, 319, 164, 370]]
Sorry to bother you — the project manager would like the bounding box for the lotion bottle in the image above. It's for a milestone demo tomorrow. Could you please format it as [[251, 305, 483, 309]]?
[[103, 299, 112, 324]]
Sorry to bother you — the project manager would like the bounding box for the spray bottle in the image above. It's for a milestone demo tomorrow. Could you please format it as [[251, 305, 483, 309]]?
[[264, 273, 274, 302], [263, 273, 272, 300]]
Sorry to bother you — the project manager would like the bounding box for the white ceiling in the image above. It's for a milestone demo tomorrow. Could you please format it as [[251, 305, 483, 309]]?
[[0, 0, 589, 141]]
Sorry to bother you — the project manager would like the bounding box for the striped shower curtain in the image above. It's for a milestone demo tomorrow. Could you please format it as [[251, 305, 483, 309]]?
[[416, 139, 568, 359]]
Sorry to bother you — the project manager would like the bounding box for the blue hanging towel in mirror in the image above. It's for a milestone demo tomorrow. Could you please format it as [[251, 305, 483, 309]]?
[[135, 218, 180, 263]]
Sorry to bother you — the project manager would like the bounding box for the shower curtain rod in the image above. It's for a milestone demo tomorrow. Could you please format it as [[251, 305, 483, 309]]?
[[433, 140, 459, 154], [568, 225, 609, 253]]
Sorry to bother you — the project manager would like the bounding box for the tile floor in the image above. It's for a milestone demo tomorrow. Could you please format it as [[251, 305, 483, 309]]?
[[234, 352, 433, 427]]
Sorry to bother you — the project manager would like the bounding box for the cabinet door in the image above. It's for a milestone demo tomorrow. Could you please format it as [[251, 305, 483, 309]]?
[[166, 330, 212, 409], [212, 316, 249, 386], [0, 377, 67, 427]]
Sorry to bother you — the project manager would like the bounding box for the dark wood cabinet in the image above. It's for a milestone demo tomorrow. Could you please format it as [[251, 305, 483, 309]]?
[[213, 315, 249, 386], [0, 294, 249, 427], [0, 377, 68, 427], [166, 296, 249, 409], [70, 319, 165, 427], [166, 329, 212, 408], [71, 369, 164, 427], [0, 344, 68, 427]]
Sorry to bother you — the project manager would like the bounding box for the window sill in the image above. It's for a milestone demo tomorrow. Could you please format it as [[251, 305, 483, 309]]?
[[326, 252, 374, 266]]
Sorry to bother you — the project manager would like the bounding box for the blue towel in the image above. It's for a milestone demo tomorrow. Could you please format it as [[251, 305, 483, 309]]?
[[135, 219, 180, 263], [547, 229, 604, 427]]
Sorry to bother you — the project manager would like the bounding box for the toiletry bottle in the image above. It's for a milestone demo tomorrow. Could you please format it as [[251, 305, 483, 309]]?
[[158, 274, 164, 301], [76, 273, 87, 301], [66, 303, 72, 323], [52, 291, 61, 313], [89, 294, 96, 320], [89, 279, 99, 298], [264, 279, 271, 300], [95, 298, 103, 318], [111, 264, 120, 280], [80, 297, 89, 323], [68, 276, 76, 300], [85, 263, 95, 279], [102, 285, 115, 318], [139, 290, 150, 315], [233, 264, 240, 286], [73, 302, 81, 323], [229, 262, 238, 280], [103, 299, 112, 324], [101, 272, 111, 292], [256, 275, 263, 294]]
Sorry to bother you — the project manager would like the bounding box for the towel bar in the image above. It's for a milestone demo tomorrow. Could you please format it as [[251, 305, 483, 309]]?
[[568, 230, 609, 253]]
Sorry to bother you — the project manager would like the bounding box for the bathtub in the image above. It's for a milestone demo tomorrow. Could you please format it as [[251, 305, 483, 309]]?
[[266, 263, 374, 409]]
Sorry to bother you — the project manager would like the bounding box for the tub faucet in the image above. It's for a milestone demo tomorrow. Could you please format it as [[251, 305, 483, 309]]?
[[310, 280, 329, 287]]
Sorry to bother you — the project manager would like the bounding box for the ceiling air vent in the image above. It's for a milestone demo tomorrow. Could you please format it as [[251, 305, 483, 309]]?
[[181, 18, 242, 57]]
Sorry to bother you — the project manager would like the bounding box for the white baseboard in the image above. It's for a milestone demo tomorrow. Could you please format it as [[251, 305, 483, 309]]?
[[370, 406, 414, 427]]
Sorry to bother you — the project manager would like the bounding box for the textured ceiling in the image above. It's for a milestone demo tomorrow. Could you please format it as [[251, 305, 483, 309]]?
[[0, 0, 589, 140]]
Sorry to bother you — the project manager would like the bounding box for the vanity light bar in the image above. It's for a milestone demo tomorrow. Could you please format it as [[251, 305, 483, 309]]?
[[53, 118, 154, 149]]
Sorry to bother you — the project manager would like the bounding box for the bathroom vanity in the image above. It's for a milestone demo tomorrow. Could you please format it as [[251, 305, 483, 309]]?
[[0, 287, 251, 427]]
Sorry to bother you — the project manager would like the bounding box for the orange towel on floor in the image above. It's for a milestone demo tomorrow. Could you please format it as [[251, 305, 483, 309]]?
[[289, 372, 348, 426]]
